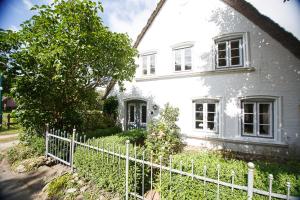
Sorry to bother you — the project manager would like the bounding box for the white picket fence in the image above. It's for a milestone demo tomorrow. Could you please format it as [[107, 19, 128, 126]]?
[[45, 126, 298, 200]]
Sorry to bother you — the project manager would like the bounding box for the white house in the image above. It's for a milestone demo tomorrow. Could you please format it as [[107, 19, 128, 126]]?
[[111, 0, 300, 158]]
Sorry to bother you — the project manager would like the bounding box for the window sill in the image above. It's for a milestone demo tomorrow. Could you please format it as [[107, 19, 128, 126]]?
[[182, 134, 288, 148], [135, 67, 255, 82]]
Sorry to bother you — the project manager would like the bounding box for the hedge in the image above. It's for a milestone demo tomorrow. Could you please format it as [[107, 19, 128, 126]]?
[[156, 152, 300, 199], [73, 129, 148, 197]]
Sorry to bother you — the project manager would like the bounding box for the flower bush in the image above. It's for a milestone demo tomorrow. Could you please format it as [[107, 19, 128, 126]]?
[[145, 103, 183, 162]]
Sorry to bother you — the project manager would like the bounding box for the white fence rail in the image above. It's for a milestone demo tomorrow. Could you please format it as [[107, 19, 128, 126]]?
[[45, 126, 298, 200]]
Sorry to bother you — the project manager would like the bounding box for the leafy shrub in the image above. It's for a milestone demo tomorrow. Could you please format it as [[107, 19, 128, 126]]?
[[19, 133, 45, 155], [81, 110, 117, 131], [103, 96, 119, 119], [47, 173, 73, 198], [121, 129, 147, 145], [145, 103, 183, 162], [156, 152, 300, 199], [7, 144, 36, 164], [74, 130, 148, 197], [84, 126, 122, 139], [74, 141, 141, 197], [7, 134, 45, 165]]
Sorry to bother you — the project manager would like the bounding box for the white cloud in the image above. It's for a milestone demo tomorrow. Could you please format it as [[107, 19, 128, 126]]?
[[8, 25, 19, 32], [101, 0, 159, 41], [22, 0, 33, 10]]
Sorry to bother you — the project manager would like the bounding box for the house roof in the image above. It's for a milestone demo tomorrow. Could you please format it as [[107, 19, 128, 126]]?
[[133, 0, 300, 60]]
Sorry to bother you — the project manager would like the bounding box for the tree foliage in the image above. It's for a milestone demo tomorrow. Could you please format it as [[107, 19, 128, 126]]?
[[4, 0, 137, 134]]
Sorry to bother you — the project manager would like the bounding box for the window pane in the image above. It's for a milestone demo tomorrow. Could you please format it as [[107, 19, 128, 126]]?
[[207, 122, 215, 130], [208, 104, 215, 112], [244, 104, 254, 113], [244, 124, 254, 134], [142, 56, 147, 74], [218, 59, 226, 67], [150, 55, 155, 74], [195, 104, 203, 111], [259, 114, 269, 124], [196, 112, 203, 120], [244, 114, 253, 123], [129, 105, 135, 122], [259, 104, 270, 113], [231, 49, 240, 57], [195, 121, 203, 129], [141, 105, 147, 123], [218, 50, 226, 58], [175, 50, 181, 71], [259, 125, 270, 135], [230, 40, 239, 49], [218, 43, 226, 50], [185, 48, 192, 70], [231, 57, 240, 65], [207, 113, 215, 121]]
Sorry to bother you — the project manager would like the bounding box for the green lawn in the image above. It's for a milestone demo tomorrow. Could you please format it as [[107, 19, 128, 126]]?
[[0, 112, 23, 136]]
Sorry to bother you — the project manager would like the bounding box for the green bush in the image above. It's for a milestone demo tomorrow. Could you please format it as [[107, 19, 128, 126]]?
[[19, 133, 45, 155], [47, 173, 73, 198], [74, 141, 141, 197], [74, 130, 148, 197], [121, 129, 147, 145], [7, 144, 36, 164], [156, 152, 300, 199], [103, 96, 119, 119], [84, 126, 122, 139], [7, 134, 45, 165], [145, 103, 183, 162], [81, 110, 117, 131]]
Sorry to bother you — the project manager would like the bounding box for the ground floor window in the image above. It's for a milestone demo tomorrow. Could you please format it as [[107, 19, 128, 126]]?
[[193, 99, 219, 133], [241, 100, 273, 138]]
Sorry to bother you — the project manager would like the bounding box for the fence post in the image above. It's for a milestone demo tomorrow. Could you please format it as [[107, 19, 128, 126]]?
[[247, 162, 255, 200], [45, 123, 49, 157], [125, 140, 130, 200], [70, 128, 76, 172]]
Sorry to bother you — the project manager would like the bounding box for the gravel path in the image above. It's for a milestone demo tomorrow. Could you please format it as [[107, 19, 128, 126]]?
[[0, 138, 69, 200]]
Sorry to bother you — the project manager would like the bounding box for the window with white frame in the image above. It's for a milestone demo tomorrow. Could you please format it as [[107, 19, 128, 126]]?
[[174, 47, 192, 71], [193, 100, 219, 132], [141, 54, 156, 75], [241, 100, 273, 138], [214, 33, 249, 69]]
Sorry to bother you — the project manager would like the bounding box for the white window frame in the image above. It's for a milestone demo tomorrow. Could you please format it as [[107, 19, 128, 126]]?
[[214, 32, 250, 69], [140, 52, 156, 76], [172, 41, 194, 72], [193, 99, 219, 133], [241, 100, 274, 138]]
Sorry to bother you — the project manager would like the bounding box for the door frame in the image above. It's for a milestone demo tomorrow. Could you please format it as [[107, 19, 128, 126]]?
[[124, 99, 148, 130]]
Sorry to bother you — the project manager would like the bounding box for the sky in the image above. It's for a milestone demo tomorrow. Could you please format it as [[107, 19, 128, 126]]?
[[0, 0, 300, 42]]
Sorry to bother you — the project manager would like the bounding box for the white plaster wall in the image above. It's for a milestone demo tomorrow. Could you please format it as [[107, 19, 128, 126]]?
[[113, 0, 300, 157]]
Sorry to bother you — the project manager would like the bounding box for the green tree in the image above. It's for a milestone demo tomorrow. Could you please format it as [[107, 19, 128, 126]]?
[[8, 0, 136, 134], [0, 29, 20, 96]]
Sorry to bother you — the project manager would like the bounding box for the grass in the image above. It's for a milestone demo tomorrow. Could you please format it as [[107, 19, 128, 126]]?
[[0, 111, 23, 136]]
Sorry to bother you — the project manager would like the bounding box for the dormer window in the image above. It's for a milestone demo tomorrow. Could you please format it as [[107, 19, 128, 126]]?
[[214, 32, 249, 69], [141, 52, 156, 75]]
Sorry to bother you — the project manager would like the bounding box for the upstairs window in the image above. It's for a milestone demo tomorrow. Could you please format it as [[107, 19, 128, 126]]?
[[141, 53, 156, 75], [214, 33, 249, 69], [241, 100, 273, 138], [174, 47, 192, 71]]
